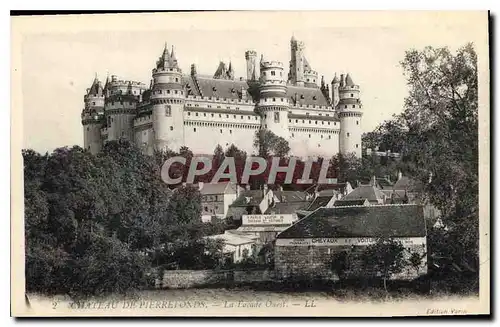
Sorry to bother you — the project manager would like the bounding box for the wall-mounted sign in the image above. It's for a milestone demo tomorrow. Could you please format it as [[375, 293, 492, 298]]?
[[275, 237, 427, 247], [242, 214, 294, 225]]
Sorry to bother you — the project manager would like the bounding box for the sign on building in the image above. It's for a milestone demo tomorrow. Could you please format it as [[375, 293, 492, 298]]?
[[242, 214, 294, 225]]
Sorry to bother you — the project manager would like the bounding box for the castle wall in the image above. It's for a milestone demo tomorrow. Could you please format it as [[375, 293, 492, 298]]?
[[83, 123, 102, 154]]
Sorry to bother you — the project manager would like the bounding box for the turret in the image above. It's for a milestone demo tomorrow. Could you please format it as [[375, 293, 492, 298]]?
[[151, 42, 185, 152], [81, 74, 105, 154], [257, 58, 289, 139], [288, 37, 305, 86], [338, 73, 363, 158], [331, 73, 340, 108], [320, 75, 330, 103], [245, 50, 258, 81]]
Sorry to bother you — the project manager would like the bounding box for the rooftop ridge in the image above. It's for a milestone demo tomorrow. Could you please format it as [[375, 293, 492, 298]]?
[[322, 203, 419, 209]]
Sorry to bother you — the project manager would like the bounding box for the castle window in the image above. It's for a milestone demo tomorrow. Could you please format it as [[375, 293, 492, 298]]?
[[289, 119, 291, 123], [204, 113, 206, 117], [309, 120, 311, 124], [321, 135, 323, 138], [265, 124, 267, 128], [234, 115, 236, 118], [271, 71, 275, 76], [351, 94, 353, 97], [329, 135, 331, 139], [347, 133, 350, 137], [219, 114, 222, 117], [188, 112, 191, 116], [227, 115, 229, 118], [170, 126, 173, 131], [315, 121, 318, 125], [167, 90, 171, 94], [356, 121, 359, 125], [307, 79, 310, 82], [193, 128, 196, 132], [92, 102, 95, 105], [274, 112, 280, 123], [352, 105, 355, 108], [220, 129, 223, 133], [300, 95, 305, 99], [164, 105, 172, 116], [211, 113, 214, 117], [230, 130, 232, 134], [356, 144, 359, 148], [295, 120, 298, 123], [322, 121, 324, 125], [255, 117, 258, 120], [87, 127, 89, 131], [120, 101, 123, 105], [345, 105, 347, 108], [273, 98, 276, 102], [174, 90, 178, 94], [263, 72, 266, 76], [328, 122, 330, 125], [195, 113, 198, 116], [280, 72, 282, 77], [175, 78, 179, 82], [292, 133, 294, 137], [213, 87, 217, 91], [308, 134, 311, 138]]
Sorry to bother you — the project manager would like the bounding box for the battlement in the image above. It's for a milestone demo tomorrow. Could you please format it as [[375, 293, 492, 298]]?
[[304, 69, 318, 77], [185, 94, 254, 105], [245, 50, 257, 59], [260, 61, 284, 69], [339, 84, 360, 91], [152, 67, 182, 75]]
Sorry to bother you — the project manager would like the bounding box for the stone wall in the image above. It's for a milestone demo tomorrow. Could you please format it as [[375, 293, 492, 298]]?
[[275, 243, 427, 281], [156, 270, 231, 289]]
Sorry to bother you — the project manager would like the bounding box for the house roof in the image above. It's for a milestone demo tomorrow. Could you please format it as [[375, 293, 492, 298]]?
[[200, 182, 236, 195], [206, 232, 256, 246], [316, 183, 349, 193], [277, 204, 427, 239], [273, 190, 308, 202], [341, 185, 385, 203], [307, 195, 334, 211], [393, 176, 423, 192], [265, 201, 311, 215], [333, 199, 369, 206], [230, 190, 266, 207], [184, 75, 250, 100]]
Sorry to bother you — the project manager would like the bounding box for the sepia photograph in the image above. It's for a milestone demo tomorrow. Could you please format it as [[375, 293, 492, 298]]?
[[10, 11, 490, 317]]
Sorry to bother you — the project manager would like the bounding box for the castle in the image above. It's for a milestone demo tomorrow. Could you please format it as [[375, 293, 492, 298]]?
[[81, 37, 363, 158]]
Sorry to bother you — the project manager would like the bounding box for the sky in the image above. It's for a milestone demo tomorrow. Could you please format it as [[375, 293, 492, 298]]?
[[15, 11, 487, 153]]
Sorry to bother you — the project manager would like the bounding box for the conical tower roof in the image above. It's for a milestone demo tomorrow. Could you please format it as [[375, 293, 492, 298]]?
[[332, 73, 340, 84], [88, 74, 103, 96], [345, 73, 355, 86]]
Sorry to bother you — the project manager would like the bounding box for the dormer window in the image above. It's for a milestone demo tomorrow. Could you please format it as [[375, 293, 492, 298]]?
[[212, 86, 217, 91], [313, 96, 317, 100], [300, 95, 305, 99]]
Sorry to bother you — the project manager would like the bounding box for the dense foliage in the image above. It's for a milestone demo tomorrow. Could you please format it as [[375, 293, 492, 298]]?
[[24, 140, 226, 297]]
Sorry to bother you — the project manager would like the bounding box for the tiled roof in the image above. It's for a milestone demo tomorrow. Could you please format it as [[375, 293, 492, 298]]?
[[265, 202, 310, 215], [186, 76, 250, 100], [273, 190, 308, 202], [342, 185, 385, 203], [206, 232, 256, 246], [230, 190, 266, 207], [393, 176, 423, 192], [345, 74, 355, 86], [287, 86, 329, 106], [333, 199, 368, 206], [307, 195, 334, 211], [376, 177, 394, 189], [277, 204, 427, 239], [200, 182, 236, 195]]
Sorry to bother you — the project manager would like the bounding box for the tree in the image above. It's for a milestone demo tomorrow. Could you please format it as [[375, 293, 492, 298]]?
[[253, 129, 290, 158], [399, 44, 478, 269], [361, 238, 407, 292], [166, 185, 202, 226]]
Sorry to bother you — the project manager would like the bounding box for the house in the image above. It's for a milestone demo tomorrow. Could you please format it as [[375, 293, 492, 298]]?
[[274, 204, 428, 281], [200, 182, 239, 222], [235, 213, 296, 244], [226, 186, 275, 222], [205, 230, 259, 263], [265, 190, 313, 220], [340, 184, 386, 205]]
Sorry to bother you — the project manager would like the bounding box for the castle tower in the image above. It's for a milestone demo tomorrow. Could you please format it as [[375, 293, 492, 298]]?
[[245, 50, 258, 81], [257, 57, 289, 139], [150, 43, 185, 152], [338, 73, 363, 158], [288, 36, 305, 86], [104, 75, 141, 142], [331, 73, 340, 108], [81, 75, 105, 154], [320, 75, 330, 103]]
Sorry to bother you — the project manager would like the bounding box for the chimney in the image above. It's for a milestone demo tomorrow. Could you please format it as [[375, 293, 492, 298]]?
[[340, 74, 345, 87], [397, 171, 403, 181], [191, 64, 197, 76], [198, 181, 204, 191]]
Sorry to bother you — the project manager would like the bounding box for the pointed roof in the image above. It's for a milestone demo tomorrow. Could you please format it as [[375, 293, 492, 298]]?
[[156, 42, 179, 70], [332, 73, 340, 84], [170, 45, 176, 59], [213, 61, 227, 79], [345, 73, 355, 86], [88, 75, 103, 96]]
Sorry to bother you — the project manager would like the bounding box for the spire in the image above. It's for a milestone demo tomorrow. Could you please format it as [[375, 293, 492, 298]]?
[[345, 73, 355, 86], [321, 75, 325, 88], [170, 45, 176, 60], [227, 61, 234, 80], [88, 74, 103, 96]]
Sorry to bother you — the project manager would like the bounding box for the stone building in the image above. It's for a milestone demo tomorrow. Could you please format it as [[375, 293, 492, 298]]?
[[82, 37, 364, 158], [274, 204, 428, 281], [199, 182, 239, 222]]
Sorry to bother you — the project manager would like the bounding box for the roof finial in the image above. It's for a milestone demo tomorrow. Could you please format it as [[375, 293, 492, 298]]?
[[171, 45, 176, 59]]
